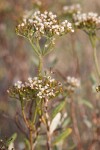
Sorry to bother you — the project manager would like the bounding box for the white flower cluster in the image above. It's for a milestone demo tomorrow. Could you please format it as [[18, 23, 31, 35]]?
[[73, 12, 100, 29], [17, 11, 74, 39], [14, 81, 23, 89], [63, 4, 81, 15], [65, 76, 80, 92], [13, 76, 62, 100]]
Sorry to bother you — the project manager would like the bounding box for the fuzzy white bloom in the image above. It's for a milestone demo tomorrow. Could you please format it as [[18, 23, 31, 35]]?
[[13, 75, 62, 100], [16, 11, 74, 39], [28, 77, 33, 83], [14, 81, 23, 89], [63, 4, 81, 14], [73, 12, 100, 29], [67, 76, 80, 87], [66, 76, 80, 92]]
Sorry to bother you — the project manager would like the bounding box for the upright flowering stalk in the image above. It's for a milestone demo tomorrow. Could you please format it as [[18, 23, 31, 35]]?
[[8, 10, 74, 150], [73, 12, 100, 80], [16, 11, 74, 75], [60, 4, 82, 76], [8, 75, 62, 150]]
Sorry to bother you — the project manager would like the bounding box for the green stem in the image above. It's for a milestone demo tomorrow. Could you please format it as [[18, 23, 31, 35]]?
[[22, 108, 30, 129], [33, 107, 38, 124], [38, 55, 43, 76], [89, 35, 100, 80], [93, 46, 100, 79], [29, 38, 40, 56]]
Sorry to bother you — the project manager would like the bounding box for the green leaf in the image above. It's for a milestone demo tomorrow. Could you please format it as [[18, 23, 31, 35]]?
[[90, 73, 96, 84], [53, 128, 72, 145], [6, 133, 17, 146], [24, 138, 30, 150], [62, 117, 71, 127], [79, 99, 94, 109], [51, 101, 66, 119]]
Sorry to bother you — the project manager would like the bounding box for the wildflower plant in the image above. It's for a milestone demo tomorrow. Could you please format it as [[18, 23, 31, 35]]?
[[8, 74, 62, 150], [1, 2, 100, 150], [7, 9, 75, 150], [73, 12, 100, 80], [9, 75, 62, 101], [73, 12, 100, 34], [16, 11, 74, 74]]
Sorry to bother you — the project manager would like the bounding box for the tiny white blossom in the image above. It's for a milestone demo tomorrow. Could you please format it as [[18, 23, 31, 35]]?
[[65, 76, 80, 92], [16, 11, 74, 39], [10, 75, 62, 100], [73, 12, 100, 31], [15, 81, 22, 89], [63, 4, 81, 14]]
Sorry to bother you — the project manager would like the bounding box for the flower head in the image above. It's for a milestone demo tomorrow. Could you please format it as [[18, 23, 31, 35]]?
[[16, 11, 74, 56], [16, 11, 74, 39], [63, 4, 81, 15], [8, 75, 62, 101], [73, 12, 100, 33], [65, 76, 80, 93]]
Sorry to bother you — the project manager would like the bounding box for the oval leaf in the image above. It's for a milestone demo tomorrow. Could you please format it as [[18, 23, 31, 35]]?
[[51, 101, 66, 119], [53, 128, 72, 145], [79, 99, 94, 109], [50, 113, 61, 134]]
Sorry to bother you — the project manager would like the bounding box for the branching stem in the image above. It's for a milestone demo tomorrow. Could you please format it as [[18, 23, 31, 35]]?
[[22, 108, 34, 150]]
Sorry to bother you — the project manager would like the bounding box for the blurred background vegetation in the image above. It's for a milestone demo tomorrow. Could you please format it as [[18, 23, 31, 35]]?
[[0, 0, 100, 149]]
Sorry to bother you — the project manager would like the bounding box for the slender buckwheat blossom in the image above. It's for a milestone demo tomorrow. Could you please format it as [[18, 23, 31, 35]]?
[[73, 12, 100, 80], [16, 11, 74, 76], [65, 76, 80, 93], [8, 75, 62, 101], [63, 4, 81, 15], [16, 11, 74, 38], [73, 12, 100, 33], [8, 75, 62, 150], [16, 11, 74, 57]]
